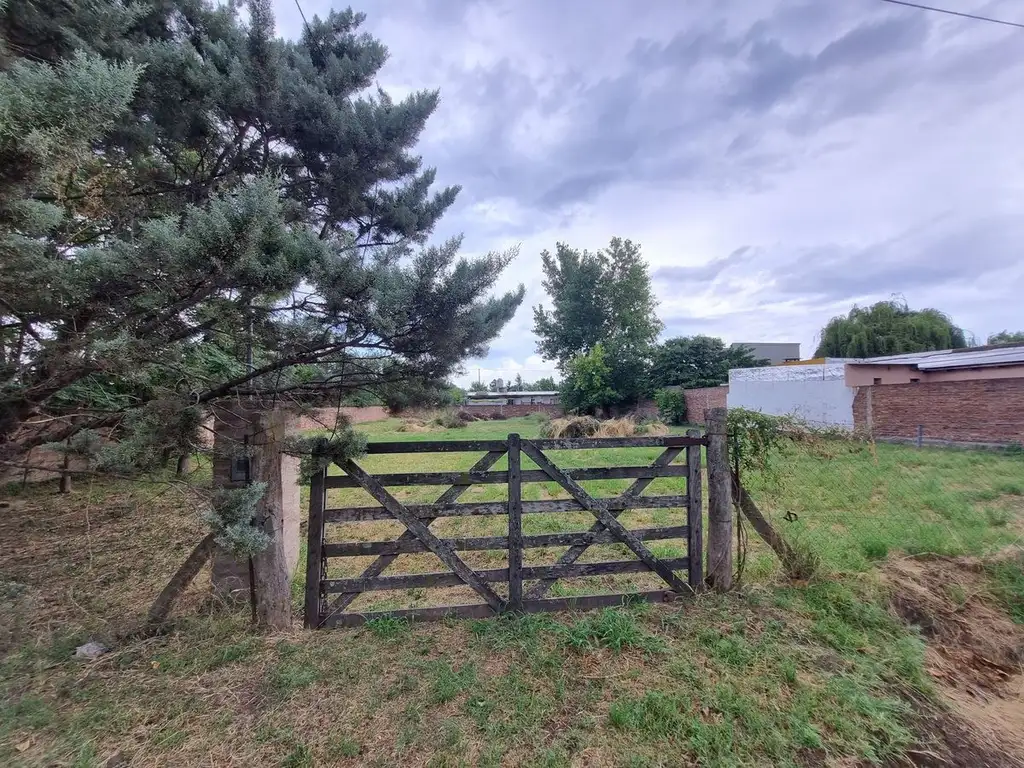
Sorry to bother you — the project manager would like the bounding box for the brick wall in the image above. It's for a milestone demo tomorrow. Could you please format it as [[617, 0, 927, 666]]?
[[633, 387, 728, 424], [291, 406, 390, 431], [461, 403, 562, 418], [853, 378, 1024, 444], [684, 386, 728, 424]]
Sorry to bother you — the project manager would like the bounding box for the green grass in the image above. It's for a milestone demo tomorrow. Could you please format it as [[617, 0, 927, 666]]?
[[1, 415, 1022, 766], [985, 552, 1024, 623]]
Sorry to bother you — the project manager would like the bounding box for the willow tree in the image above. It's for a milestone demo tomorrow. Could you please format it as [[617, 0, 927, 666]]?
[[814, 299, 967, 358]]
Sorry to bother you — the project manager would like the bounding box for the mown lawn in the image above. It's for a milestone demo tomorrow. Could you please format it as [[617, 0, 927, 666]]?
[[1, 415, 1022, 766]]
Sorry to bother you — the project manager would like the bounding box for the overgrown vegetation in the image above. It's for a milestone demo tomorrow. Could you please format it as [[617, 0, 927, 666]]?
[[654, 388, 687, 425], [2, 415, 1022, 764]]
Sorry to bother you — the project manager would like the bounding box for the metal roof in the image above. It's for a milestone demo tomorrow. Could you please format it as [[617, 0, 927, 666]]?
[[855, 345, 1024, 371]]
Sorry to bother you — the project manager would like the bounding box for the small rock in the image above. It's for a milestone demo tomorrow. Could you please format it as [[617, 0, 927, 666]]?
[[74, 641, 108, 660]]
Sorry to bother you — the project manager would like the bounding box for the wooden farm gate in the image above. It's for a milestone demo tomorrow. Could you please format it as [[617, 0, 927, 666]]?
[[303, 433, 708, 628]]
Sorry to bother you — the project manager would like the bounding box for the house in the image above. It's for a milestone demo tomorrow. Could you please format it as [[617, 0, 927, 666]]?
[[465, 391, 561, 406], [844, 345, 1024, 386], [727, 343, 1024, 444], [731, 342, 800, 365]]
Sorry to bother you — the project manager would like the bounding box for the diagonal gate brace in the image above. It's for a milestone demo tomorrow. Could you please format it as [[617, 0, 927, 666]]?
[[334, 457, 507, 612], [520, 441, 690, 595], [323, 450, 505, 620], [527, 446, 683, 599]]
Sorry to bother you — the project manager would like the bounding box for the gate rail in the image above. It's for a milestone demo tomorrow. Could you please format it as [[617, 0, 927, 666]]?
[[304, 433, 708, 628]]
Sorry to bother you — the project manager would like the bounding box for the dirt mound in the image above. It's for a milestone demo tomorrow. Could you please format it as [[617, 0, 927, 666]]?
[[883, 555, 1024, 766]]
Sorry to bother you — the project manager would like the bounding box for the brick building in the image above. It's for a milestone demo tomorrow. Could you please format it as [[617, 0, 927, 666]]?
[[846, 345, 1024, 445]]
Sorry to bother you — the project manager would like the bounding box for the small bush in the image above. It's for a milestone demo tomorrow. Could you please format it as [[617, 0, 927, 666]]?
[[654, 388, 687, 425], [539, 415, 601, 438], [432, 409, 467, 429]]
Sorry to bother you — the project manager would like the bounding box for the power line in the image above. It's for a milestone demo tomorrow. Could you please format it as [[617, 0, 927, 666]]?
[[879, 0, 1024, 29]]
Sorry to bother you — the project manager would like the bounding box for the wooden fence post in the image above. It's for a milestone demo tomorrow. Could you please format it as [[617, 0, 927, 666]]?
[[507, 433, 523, 611], [303, 466, 327, 629], [685, 429, 703, 591], [705, 407, 733, 591]]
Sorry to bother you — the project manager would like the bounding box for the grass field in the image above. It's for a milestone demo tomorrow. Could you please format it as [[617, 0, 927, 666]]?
[[1, 415, 1023, 766]]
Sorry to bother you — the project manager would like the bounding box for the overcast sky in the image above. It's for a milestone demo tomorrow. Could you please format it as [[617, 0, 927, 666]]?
[[274, 0, 1024, 387]]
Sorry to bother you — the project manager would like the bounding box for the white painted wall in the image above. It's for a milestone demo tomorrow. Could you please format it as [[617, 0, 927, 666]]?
[[727, 362, 856, 428]]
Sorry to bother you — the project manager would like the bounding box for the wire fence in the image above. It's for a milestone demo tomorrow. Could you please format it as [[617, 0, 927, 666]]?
[[731, 433, 1024, 580]]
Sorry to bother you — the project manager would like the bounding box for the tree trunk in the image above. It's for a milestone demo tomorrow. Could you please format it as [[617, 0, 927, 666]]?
[[175, 454, 192, 476], [59, 442, 71, 493], [145, 532, 216, 627]]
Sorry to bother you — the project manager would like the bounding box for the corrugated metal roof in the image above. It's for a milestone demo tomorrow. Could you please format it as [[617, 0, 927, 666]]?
[[855, 346, 1024, 370], [918, 346, 1024, 370]]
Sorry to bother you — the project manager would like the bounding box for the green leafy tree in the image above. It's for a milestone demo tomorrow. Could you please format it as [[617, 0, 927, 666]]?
[[527, 376, 558, 391], [561, 343, 617, 415], [649, 336, 768, 391], [654, 388, 687, 425], [0, 1, 524, 464], [533, 238, 661, 406], [988, 330, 1024, 345], [814, 299, 967, 358]]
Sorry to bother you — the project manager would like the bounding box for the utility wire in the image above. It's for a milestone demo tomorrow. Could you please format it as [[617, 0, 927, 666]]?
[[880, 0, 1024, 29]]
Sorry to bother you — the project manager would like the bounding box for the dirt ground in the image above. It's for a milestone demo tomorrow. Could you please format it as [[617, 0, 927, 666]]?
[[884, 555, 1024, 768]]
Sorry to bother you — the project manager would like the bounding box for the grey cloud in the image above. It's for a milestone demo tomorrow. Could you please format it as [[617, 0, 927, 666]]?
[[654, 247, 753, 285], [423, 3, 954, 214], [770, 215, 1024, 302]]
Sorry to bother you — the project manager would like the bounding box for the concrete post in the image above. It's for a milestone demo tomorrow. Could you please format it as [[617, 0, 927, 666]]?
[[210, 404, 300, 605]]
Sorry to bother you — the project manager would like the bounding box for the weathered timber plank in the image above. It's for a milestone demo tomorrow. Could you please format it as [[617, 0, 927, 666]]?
[[363, 440, 507, 454], [705, 408, 733, 591], [324, 464, 688, 489], [303, 468, 327, 629], [336, 458, 507, 611], [322, 590, 684, 626], [530, 436, 705, 450], [527, 447, 684, 599], [323, 494, 688, 523], [520, 441, 690, 594], [322, 525, 690, 557], [507, 433, 523, 610], [686, 429, 704, 591], [322, 450, 505, 619], [324, 557, 690, 593]]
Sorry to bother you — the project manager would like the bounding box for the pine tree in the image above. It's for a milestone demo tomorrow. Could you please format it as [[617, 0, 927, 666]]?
[[0, 0, 525, 464]]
